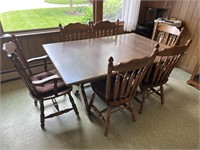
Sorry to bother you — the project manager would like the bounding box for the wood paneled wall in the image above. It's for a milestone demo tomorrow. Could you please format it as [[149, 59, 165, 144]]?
[[139, 0, 199, 73]]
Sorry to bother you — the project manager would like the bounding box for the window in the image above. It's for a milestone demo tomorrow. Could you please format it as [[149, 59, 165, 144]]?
[[103, 0, 123, 22], [0, 0, 139, 32], [0, 0, 93, 32]]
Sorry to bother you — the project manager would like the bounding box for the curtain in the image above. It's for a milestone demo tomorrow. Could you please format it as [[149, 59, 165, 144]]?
[[122, 0, 141, 32]]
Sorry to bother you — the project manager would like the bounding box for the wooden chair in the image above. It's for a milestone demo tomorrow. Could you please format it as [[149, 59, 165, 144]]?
[[90, 19, 119, 38], [2, 41, 79, 129], [59, 22, 91, 41], [88, 49, 158, 136], [152, 22, 184, 46], [139, 39, 192, 114]]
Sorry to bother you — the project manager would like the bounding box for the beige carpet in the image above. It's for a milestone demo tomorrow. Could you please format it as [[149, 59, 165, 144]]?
[[0, 68, 199, 149]]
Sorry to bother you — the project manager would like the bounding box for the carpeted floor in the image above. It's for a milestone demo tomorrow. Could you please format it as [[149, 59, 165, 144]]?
[[0, 68, 199, 149]]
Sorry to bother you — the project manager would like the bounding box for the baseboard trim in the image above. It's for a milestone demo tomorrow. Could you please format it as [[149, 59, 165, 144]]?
[[176, 65, 192, 74]]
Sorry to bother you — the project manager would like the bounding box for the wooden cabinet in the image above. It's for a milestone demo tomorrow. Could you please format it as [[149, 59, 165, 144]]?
[[187, 61, 200, 90]]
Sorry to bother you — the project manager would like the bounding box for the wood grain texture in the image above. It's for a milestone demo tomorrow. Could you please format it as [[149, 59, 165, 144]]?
[[43, 33, 161, 86]]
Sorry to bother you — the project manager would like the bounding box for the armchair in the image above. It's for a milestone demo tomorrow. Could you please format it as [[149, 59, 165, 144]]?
[[2, 41, 79, 129]]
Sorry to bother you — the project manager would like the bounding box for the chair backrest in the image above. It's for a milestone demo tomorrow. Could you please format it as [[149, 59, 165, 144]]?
[[144, 39, 192, 86], [105, 48, 158, 102], [90, 19, 119, 38], [152, 22, 184, 46], [2, 42, 38, 97], [59, 22, 91, 41], [11, 35, 33, 76], [2, 35, 33, 76]]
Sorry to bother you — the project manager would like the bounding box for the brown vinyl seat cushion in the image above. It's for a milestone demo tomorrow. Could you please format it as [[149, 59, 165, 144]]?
[[31, 69, 71, 97]]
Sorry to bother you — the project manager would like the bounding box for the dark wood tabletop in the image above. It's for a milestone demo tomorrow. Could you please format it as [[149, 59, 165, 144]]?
[[43, 33, 160, 86]]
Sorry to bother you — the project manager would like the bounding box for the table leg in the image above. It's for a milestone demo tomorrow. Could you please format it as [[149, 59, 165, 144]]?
[[77, 84, 91, 118]]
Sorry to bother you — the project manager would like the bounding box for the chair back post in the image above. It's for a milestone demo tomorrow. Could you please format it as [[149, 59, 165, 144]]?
[[105, 57, 114, 100], [173, 27, 184, 46], [12, 53, 38, 97], [143, 43, 160, 83], [152, 21, 158, 40], [11, 35, 33, 76], [59, 23, 65, 42], [116, 19, 119, 35], [89, 21, 94, 28]]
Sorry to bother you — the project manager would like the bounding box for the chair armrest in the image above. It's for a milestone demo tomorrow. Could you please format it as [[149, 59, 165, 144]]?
[[27, 55, 49, 63], [27, 55, 50, 72], [32, 74, 62, 85]]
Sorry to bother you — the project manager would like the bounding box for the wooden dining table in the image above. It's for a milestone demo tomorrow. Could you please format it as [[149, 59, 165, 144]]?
[[43, 33, 163, 116]]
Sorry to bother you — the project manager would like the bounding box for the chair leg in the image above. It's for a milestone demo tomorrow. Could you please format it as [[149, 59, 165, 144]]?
[[160, 85, 164, 104], [39, 100, 45, 129], [139, 89, 147, 114], [88, 93, 95, 111], [104, 107, 112, 136], [52, 98, 59, 111], [129, 101, 136, 121], [34, 100, 38, 106], [68, 93, 79, 116]]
